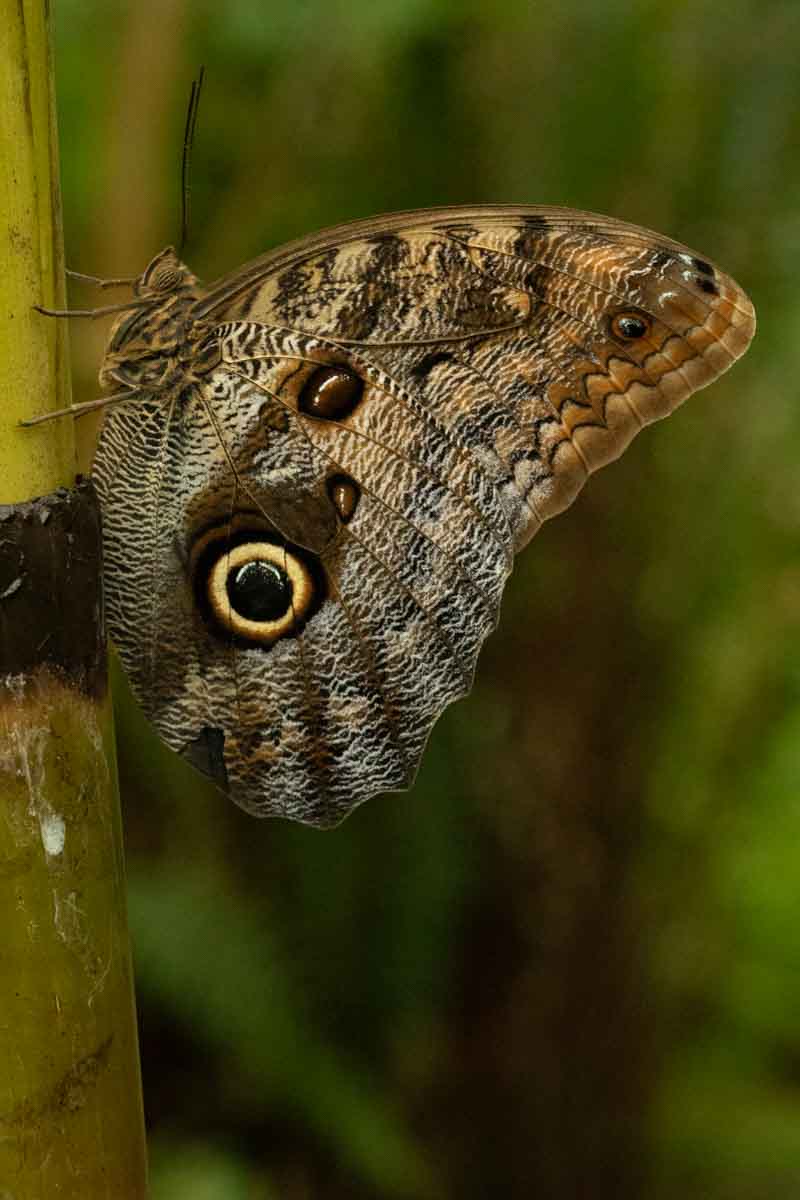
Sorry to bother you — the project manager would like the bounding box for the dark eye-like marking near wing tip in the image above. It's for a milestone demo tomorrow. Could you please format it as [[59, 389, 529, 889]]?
[[298, 365, 364, 420], [191, 526, 327, 647], [327, 474, 360, 524], [676, 253, 720, 296], [610, 311, 652, 341]]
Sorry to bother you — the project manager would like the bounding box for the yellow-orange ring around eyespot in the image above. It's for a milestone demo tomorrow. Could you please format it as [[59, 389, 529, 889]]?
[[206, 542, 314, 643]]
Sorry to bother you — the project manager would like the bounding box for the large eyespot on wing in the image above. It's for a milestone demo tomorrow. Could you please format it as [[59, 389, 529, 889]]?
[[190, 525, 326, 644], [176, 476, 505, 826]]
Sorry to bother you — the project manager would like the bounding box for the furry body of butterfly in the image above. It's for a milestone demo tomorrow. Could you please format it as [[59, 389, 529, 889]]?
[[91, 206, 756, 825]]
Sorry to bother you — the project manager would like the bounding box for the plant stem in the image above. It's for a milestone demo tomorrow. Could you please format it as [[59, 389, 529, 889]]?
[[0, 3, 148, 1195]]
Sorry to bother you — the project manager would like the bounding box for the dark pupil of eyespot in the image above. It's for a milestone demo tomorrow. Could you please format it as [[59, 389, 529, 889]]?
[[299, 366, 363, 419], [617, 315, 648, 338], [226, 561, 292, 622]]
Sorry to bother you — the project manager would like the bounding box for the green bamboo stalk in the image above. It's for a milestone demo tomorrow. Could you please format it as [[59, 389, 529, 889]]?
[[0, 3, 148, 1196]]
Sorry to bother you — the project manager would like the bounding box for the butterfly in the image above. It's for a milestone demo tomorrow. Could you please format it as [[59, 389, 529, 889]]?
[[70, 206, 754, 825]]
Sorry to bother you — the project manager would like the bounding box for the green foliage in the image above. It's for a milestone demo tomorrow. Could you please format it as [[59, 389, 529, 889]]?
[[54, 1, 800, 1195]]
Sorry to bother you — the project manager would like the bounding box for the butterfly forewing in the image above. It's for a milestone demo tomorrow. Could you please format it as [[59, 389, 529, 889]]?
[[92, 206, 755, 824]]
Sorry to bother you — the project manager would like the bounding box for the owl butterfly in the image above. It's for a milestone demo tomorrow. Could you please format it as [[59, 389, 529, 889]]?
[[83, 206, 754, 826]]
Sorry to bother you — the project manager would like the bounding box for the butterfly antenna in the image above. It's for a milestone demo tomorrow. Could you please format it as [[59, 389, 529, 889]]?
[[179, 66, 205, 255]]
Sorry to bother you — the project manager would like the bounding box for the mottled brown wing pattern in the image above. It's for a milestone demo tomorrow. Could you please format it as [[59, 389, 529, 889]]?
[[92, 207, 755, 825]]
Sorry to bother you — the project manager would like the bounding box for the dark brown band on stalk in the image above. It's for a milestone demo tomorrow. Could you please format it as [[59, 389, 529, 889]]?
[[0, 478, 106, 695]]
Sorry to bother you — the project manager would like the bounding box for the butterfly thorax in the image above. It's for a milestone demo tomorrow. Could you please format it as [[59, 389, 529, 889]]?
[[99, 246, 219, 395]]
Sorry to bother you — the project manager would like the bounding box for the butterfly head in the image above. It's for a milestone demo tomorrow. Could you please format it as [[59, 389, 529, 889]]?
[[99, 248, 209, 394], [132, 246, 199, 298]]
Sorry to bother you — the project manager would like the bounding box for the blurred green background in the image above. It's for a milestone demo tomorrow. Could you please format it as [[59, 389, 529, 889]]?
[[53, 1, 799, 1196]]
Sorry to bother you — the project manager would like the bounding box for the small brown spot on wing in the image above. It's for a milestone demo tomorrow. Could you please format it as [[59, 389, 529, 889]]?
[[298, 365, 364, 420], [696, 276, 720, 296], [327, 474, 360, 524]]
